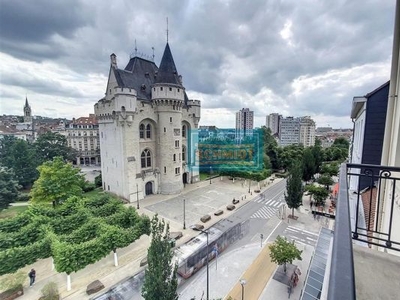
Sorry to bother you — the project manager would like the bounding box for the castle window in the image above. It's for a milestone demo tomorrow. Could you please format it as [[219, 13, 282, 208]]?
[[170, 117, 172, 123], [182, 125, 186, 138], [164, 166, 166, 173], [178, 89, 180, 92], [160, 87, 163, 91], [141, 149, 152, 168], [182, 146, 186, 161], [173, 154, 176, 162], [146, 124, 151, 139], [175, 167, 180, 175], [139, 124, 145, 139], [164, 127, 166, 133], [175, 140, 179, 148], [169, 87, 172, 91]]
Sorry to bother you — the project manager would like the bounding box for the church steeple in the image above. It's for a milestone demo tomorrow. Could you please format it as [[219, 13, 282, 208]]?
[[23, 97, 32, 123], [154, 43, 182, 86]]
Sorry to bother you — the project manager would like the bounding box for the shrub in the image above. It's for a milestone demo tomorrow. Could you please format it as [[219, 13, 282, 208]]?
[[0, 270, 26, 291], [16, 193, 31, 202], [94, 173, 102, 187], [83, 182, 96, 193], [41, 281, 59, 300]]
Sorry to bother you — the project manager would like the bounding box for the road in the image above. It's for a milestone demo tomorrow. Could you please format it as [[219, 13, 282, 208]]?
[[93, 178, 320, 300]]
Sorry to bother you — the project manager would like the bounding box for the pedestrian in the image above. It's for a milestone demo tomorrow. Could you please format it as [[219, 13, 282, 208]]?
[[28, 268, 36, 287], [310, 200, 313, 208]]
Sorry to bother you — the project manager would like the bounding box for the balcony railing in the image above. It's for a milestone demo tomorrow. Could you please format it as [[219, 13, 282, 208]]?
[[328, 163, 400, 300]]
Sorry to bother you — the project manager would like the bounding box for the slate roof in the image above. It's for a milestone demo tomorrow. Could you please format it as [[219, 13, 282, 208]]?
[[112, 43, 186, 102], [154, 43, 182, 86]]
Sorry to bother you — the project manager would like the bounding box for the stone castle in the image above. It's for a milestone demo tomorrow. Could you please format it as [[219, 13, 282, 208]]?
[[94, 42, 201, 201]]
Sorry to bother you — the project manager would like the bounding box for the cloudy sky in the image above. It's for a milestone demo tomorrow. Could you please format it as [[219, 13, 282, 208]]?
[[0, 0, 396, 129]]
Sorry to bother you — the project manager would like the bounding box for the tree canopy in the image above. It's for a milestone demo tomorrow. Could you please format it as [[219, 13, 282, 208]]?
[[34, 132, 77, 163], [302, 148, 315, 182], [142, 215, 178, 300], [0, 136, 38, 188], [285, 162, 303, 218], [0, 167, 20, 211], [269, 235, 302, 273], [30, 157, 85, 205], [305, 184, 330, 206]]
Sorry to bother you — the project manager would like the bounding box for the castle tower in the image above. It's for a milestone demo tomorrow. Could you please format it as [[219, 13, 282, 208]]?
[[23, 97, 32, 123], [152, 43, 185, 194]]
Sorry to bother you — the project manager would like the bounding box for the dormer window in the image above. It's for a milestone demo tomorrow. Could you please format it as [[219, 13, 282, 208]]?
[[141, 84, 146, 91], [160, 87, 163, 91]]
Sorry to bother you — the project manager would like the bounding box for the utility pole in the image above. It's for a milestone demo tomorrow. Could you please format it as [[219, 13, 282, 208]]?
[[136, 183, 140, 209], [183, 199, 186, 229]]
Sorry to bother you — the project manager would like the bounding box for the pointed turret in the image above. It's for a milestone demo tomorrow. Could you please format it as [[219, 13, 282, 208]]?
[[23, 96, 32, 123], [25, 96, 29, 107], [154, 43, 182, 86]]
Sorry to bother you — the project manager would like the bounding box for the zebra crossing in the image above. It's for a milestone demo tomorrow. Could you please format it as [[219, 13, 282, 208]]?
[[251, 196, 285, 220], [283, 226, 318, 247]]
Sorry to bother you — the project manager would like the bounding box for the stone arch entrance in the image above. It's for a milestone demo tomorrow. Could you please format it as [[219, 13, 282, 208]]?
[[145, 182, 153, 195]]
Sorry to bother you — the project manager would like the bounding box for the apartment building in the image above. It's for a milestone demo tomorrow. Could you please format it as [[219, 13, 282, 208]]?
[[235, 108, 254, 140], [65, 114, 100, 166], [265, 113, 281, 135]]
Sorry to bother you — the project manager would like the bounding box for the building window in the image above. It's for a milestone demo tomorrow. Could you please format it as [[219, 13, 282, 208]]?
[[182, 125, 186, 138], [173, 154, 176, 162], [175, 167, 180, 175], [182, 146, 186, 161], [160, 87, 163, 91], [139, 124, 145, 139], [164, 127, 166, 133], [170, 117, 172, 123], [164, 166, 166, 173], [146, 124, 151, 139], [175, 140, 179, 148], [141, 149, 152, 168], [169, 87, 172, 91]]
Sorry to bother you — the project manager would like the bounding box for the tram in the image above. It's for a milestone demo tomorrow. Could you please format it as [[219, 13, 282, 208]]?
[[175, 216, 250, 279]]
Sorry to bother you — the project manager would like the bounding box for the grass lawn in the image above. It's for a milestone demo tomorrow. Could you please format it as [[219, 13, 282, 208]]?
[[0, 205, 29, 219], [84, 188, 121, 201], [199, 172, 210, 181]]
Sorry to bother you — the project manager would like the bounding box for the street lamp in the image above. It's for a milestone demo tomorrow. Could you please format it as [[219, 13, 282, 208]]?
[[191, 226, 209, 300], [209, 166, 212, 184], [240, 279, 247, 300], [183, 199, 186, 229], [136, 183, 140, 209]]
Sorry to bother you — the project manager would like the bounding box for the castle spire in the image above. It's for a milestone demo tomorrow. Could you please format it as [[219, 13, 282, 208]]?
[[154, 43, 182, 86]]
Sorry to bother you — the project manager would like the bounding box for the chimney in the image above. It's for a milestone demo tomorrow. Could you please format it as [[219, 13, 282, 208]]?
[[110, 53, 117, 68]]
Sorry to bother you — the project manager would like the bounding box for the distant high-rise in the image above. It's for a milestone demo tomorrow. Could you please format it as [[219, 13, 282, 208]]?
[[279, 116, 316, 147], [265, 113, 281, 135], [235, 108, 254, 139]]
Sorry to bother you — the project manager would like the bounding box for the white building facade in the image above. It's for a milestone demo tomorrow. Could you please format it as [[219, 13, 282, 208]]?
[[299, 116, 316, 147], [279, 116, 316, 147], [94, 43, 201, 201]]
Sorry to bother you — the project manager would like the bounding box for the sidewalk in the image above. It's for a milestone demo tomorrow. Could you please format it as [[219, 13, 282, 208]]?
[[2, 176, 281, 300]]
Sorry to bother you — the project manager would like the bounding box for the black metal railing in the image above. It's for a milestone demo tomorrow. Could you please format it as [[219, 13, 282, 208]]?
[[347, 163, 400, 251], [328, 162, 400, 300]]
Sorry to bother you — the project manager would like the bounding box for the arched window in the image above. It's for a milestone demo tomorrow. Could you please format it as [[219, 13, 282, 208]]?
[[146, 124, 151, 139], [182, 146, 186, 161], [139, 124, 145, 139], [182, 125, 186, 138], [141, 149, 152, 168]]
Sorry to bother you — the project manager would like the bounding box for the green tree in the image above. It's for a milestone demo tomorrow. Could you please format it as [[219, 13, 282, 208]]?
[[305, 184, 330, 206], [0, 167, 20, 211], [30, 157, 85, 205], [311, 139, 324, 174], [332, 137, 350, 150], [285, 162, 303, 218], [320, 163, 339, 177], [142, 215, 178, 300], [302, 148, 315, 182], [0, 136, 39, 188], [269, 235, 302, 273], [34, 132, 77, 163], [317, 175, 334, 190], [280, 145, 304, 170]]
